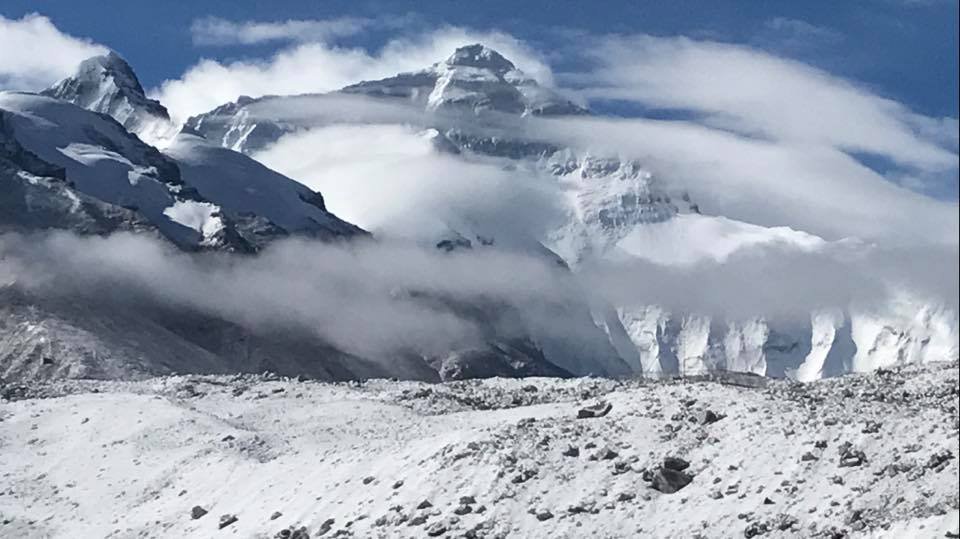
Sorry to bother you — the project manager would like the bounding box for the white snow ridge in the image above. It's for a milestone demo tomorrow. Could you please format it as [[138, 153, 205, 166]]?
[[0, 22, 958, 539]]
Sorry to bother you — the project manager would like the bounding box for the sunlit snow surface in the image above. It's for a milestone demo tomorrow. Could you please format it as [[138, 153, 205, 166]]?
[[0, 362, 956, 538]]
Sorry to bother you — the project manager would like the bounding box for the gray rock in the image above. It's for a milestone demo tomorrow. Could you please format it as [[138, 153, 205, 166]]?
[[535, 510, 554, 521], [190, 506, 207, 519], [698, 409, 722, 425], [578, 401, 613, 419], [218, 514, 238, 529], [663, 456, 690, 471], [650, 467, 693, 494]]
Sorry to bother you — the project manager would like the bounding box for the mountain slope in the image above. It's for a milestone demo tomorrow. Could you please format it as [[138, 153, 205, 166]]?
[[1, 110, 157, 236], [164, 131, 364, 243], [0, 92, 261, 251]]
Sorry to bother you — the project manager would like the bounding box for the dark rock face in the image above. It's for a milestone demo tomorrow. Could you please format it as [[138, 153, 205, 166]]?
[[190, 506, 207, 519]]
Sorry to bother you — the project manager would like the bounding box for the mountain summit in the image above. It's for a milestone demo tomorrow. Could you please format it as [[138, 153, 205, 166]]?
[[444, 43, 517, 73], [341, 43, 587, 116], [41, 52, 173, 143]]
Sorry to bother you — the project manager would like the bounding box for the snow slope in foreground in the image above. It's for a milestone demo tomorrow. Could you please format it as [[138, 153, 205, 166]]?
[[1, 362, 956, 538]]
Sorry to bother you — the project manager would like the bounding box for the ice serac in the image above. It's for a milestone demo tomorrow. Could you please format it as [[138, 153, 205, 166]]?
[[41, 52, 176, 146], [610, 302, 957, 381]]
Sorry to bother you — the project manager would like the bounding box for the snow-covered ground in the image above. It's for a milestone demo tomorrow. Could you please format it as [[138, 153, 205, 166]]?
[[1, 362, 956, 538]]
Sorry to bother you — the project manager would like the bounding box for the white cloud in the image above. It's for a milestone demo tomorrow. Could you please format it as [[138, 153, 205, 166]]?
[[0, 231, 584, 362], [572, 35, 958, 174], [530, 113, 959, 246], [0, 13, 108, 91], [253, 122, 565, 242], [154, 26, 553, 123], [190, 16, 374, 46]]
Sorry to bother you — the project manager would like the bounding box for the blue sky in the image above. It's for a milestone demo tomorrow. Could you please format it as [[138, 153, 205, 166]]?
[[2, 0, 957, 118]]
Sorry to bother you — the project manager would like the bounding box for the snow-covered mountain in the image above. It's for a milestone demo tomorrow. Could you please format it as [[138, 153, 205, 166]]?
[[0, 89, 366, 251], [1, 45, 956, 386], [178, 44, 959, 381], [184, 44, 587, 155], [41, 52, 177, 146], [343, 43, 587, 117]]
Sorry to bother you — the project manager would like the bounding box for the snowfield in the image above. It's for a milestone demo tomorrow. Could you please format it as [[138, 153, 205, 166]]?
[[1, 362, 957, 538]]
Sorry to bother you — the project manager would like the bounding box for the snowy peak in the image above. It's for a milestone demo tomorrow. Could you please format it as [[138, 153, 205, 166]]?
[[342, 43, 586, 117], [443, 44, 516, 73], [41, 52, 172, 141]]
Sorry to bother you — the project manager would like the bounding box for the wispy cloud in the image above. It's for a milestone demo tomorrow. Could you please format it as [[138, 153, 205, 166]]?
[[0, 13, 108, 91], [190, 16, 376, 46], [568, 34, 958, 175]]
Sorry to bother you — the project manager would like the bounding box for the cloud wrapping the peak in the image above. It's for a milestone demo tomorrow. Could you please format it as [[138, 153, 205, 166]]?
[[0, 13, 108, 91], [154, 25, 553, 123]]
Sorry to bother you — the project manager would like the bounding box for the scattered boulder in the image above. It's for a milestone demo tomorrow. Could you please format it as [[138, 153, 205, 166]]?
[[594, 447, 619, 461], [190, 506, 208, 520], [578, 401, 613, 419], [417, 500, 433, 510], [270, 511, 283, 520], [838, 442, 866, 468], [925, 450, 954, 470], [426, 521, 449, 536], [408, 514, 429, 527], [562, 445, 580, 458], [744, 521, 770, 538], [459, 496, 476, 505], [663, 456, 690, 471], [317, 518, 335, 536], [218, 514, 238, 529], [275, 526, 310, 539], [650, 467, 694, 494], [697, 409, 722, 425], [535, 510, 554, 521]]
